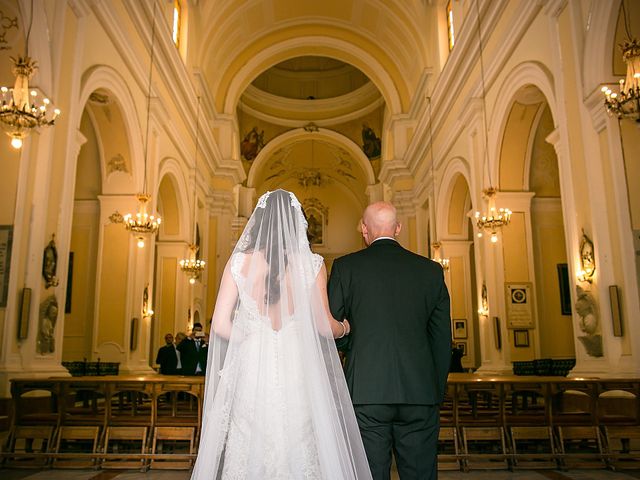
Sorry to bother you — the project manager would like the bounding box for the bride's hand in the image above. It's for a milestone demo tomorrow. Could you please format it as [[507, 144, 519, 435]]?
[[333, 319, 350, 339]]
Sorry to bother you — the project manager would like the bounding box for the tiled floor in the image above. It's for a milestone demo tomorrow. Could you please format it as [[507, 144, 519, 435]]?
[[0, 469, 639, 479]]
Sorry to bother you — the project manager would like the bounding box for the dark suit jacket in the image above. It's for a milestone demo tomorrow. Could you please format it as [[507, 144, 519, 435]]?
[[177, 338, 207, 375], [328, 239, 451, 405], [156, 344, 180, 375]]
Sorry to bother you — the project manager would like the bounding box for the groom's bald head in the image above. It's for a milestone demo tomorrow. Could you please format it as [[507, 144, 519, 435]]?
[[361, 201, 401, 245]]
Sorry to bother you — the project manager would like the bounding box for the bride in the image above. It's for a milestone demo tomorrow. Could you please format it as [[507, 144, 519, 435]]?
[[191, 189, 372, 479]]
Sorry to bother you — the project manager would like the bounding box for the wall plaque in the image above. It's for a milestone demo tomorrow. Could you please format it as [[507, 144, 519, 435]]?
[[505, 282, 534, 329]]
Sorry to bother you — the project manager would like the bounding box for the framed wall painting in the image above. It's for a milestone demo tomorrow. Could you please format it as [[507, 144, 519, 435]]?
[[453, 319, 468, 339], [18, 287, 31, 339], [493, 316, 502, 350], [0, 225, 14, 307], [65, 252, 74, 314], [557, 263, 572, 315], [514, 329, 530, 347], [130, 317, 139, 351], [609, 285, 623, 337], [455, 342, 467, 356]]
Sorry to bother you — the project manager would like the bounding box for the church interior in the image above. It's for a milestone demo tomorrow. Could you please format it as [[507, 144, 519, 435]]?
[[0, 0, 639, 472]]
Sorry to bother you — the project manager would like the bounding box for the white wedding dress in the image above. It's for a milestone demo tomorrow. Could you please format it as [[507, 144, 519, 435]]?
[[220, 252, 324, 479], [191, 190, 371, 480]]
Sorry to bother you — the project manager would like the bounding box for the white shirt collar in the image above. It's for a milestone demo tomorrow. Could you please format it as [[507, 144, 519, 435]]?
[[372, 236, 397, 243]]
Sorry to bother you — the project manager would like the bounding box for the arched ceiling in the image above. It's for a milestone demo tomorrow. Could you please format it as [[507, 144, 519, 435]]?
[[197, 0, 434, 114], [192, 0, 437, 203]]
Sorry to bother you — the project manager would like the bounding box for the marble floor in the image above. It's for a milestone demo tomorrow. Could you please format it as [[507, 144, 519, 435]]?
[[0, 469, 639, 479]]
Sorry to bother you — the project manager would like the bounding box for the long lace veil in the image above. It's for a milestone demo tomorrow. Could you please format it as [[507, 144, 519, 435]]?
[[191, 189, 371, 479]]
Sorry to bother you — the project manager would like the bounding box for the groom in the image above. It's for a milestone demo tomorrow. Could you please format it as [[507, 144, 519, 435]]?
[[328, 201, 451, 480]]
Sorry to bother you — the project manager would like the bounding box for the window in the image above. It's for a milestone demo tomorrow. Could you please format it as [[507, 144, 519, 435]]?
[[172, 0, 181, 47], [446, 0, 455, 51]]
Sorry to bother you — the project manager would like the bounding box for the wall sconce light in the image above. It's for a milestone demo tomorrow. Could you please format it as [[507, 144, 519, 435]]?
[[577, 230, 595, 283]]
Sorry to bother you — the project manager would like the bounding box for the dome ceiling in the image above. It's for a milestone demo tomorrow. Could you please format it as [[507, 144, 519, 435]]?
[[237, 54, 384, 194], [251, 56, 369, 100]]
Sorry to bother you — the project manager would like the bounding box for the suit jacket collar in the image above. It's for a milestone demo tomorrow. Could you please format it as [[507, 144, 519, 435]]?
[[368, 238, 400, 248]]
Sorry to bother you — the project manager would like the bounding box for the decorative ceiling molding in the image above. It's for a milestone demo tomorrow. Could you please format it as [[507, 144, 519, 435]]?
[[238, 88, 385, 127]]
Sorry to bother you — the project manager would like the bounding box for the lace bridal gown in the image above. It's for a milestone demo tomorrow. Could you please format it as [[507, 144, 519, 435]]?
[[191, 190, 371, 480]]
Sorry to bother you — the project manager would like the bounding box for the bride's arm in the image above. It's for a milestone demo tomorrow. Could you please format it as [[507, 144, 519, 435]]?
[[210, 260, 239, 340], [314, 264, 350, 339]]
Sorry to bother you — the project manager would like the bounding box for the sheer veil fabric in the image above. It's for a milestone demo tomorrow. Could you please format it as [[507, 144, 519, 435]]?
[[191, 190, 371, 479]]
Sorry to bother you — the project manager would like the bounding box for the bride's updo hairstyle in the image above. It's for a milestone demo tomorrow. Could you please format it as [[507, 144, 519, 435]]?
[[239, 190, 306, 305]]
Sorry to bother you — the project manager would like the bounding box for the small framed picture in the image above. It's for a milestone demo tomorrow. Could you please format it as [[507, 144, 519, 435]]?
[[514, 329, 530, 347], [453, 319, 467, 339], [455, 342, 467, 356]]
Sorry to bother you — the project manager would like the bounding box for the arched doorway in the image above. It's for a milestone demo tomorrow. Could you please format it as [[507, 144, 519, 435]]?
[[441, 171, 478, 369], [64, 85, 139, 362], [153, 170, 188, 361], [498, 86, 574, 360]]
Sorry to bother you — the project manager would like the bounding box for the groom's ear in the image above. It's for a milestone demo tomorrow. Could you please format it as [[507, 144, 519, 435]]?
[[395, 223, 402, 237]]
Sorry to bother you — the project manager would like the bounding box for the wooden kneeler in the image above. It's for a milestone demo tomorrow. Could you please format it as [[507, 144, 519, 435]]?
[[3, 425, 54, 468], [556, 426, 606, 469], [604, 425, 640, 470], [461, 426, 509, 471], [52, 425, 100, 469], [150, 426, 195, 469], [508, 426, 558, 469], [437, 426, 461, 471], [101, 426, 148, 471]]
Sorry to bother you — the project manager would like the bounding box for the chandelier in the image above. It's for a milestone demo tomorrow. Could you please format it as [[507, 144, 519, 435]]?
[[475, 188, 512, 243], [431, 242, 450, 272], [427, 97, 449, 271], [473, 0, 511, 243], [602, 0, 640, 123], [0, 0, 60, 149], [180, 244, 206, 285], [122, 2, 161, 248], [124, 194, 161, 248], [601, 2, 639, 122], [179, 96, 205, 284]]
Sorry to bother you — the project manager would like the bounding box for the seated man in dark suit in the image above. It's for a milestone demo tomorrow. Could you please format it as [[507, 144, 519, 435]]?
[[177, 322, 208, 375], [156, 333, 181, 375]]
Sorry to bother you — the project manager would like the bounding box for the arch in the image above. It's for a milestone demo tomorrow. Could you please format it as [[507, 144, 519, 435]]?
[[488, 62, 557, 189], [436, 157, 473, 239], [78, 65, 145, 192], [246, 127, 376, 188], [156, 157, 191, 240], [583, 0, 621, 94], [438, 157, 473, 239], [220, 36, 404, 116]]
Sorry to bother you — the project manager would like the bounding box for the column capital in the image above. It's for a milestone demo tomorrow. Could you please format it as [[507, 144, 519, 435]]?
[[392, 190, 417, 216], [207, 190, 235, 216]]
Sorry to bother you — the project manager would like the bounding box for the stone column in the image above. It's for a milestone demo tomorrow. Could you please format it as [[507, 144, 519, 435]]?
[[0, 129, 70, 396]]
